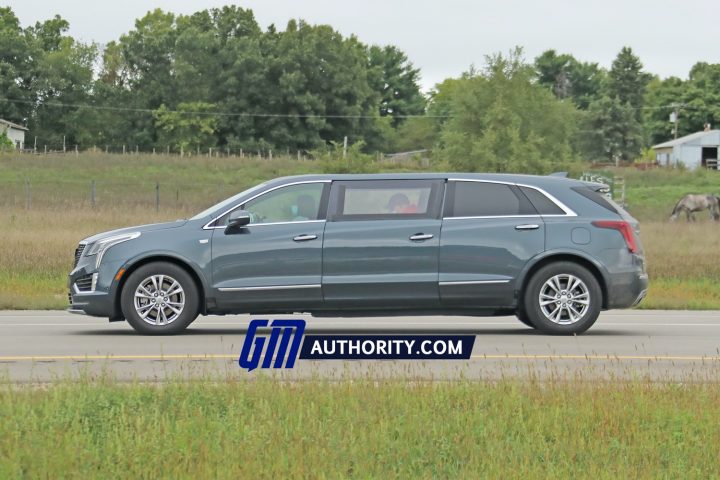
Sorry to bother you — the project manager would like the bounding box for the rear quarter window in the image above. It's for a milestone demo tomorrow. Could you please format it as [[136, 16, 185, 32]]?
[[571, 186, 620, 214], [518, 186, 565, 215]]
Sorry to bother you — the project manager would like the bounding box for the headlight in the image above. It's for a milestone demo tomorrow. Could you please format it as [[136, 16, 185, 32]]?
[[85, 232, 141, 267]]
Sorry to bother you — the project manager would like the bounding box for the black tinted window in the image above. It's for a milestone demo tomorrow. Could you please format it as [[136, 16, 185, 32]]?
[[519, 186, 565, 215], [447, 182, 535, 217], [571, 186, 620, 214]]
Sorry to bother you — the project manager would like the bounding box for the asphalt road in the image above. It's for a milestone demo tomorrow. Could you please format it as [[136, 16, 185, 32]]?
[[2, 310, 720, 382]]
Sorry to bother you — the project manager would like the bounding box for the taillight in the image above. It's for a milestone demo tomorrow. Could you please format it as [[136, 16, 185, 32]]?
[[592, 220, 638, 253]]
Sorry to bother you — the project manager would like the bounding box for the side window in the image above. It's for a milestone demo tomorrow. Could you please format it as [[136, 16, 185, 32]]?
[[445, 182, 536, 217], [519, 186, 566, 215], [216, 183, 326, 226], [329, 180, 443, 221]]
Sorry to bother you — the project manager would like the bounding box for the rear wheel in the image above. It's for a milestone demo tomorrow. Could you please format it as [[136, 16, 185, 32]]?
[[120, 262, 199, 335], [523, 262, 602, 335]]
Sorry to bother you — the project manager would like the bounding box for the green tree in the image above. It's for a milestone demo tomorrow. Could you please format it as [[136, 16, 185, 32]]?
[[153, 102, 218, 151], [368, 45, 426, 127], [580, 95, 643, 162], [643, 76, 685, 145], [580, 47, 650, 160], [606, 47, 651, 114], [435, 48, 579, 174], [0, 8, 36, 124], [258, 19, 382, 151], [534, 50, 604, 109], [682, 63, 720, 133], [0, 129, 14, 151]]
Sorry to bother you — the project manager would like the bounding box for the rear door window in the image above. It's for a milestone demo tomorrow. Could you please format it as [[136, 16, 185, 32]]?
[[328, 180, 444, 221]]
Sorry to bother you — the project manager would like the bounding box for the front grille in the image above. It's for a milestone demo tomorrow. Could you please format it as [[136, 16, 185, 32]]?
[[74, 274, 93, 292], [74, 243, 86, 267]]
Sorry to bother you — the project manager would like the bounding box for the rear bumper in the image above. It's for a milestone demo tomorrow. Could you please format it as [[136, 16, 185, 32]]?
[[607, 270, 649, 309]]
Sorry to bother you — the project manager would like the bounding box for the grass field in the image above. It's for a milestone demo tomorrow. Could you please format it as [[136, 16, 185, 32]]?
[[1, 153, 720, 310], [1, 377, 719, 478]]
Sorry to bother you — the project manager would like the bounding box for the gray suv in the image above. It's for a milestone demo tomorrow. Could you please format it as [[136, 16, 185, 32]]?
[[68, 173, 648, 335]]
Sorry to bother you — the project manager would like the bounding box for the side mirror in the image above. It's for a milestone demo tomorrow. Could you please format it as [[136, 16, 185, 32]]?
[[225, 209, 251, 233]]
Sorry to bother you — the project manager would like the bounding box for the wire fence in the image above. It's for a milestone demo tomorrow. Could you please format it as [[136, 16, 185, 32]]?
[[17, 144, 317, 160], [0, 178, 242, 211]]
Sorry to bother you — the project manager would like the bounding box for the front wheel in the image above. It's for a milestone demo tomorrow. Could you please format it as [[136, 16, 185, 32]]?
[[523, 262, 602, 335], [120, 262, 199, 335], [515, 307, 536, 329]]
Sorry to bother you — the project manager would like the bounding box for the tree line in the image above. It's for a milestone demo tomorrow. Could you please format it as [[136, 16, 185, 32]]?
[[1, 6, 719, 172]]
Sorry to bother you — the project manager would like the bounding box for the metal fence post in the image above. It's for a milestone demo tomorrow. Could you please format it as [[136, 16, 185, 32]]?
[[24, 179, 31, 210], [155, 182, 160, 211]]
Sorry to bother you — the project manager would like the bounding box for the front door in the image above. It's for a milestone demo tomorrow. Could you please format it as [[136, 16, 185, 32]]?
[[322, 179, 445, 308], [210, 181, 329, 310]]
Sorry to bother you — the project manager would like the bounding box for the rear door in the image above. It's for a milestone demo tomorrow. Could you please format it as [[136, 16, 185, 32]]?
[[322, 179, 445, 308], [439, 180, 545, 307]]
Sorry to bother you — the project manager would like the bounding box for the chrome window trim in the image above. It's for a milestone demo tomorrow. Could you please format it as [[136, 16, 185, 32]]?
[[439, 280, 510, 286], [218, 284, 321, 292], [444, 215, 541, 220], [202, 180, 332, 230], [211, 219, 326, 229], [446, 178, 577, 217]]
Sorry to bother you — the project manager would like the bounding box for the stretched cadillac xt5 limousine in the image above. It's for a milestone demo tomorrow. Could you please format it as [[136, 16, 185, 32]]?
[[68, 173, 648, 335]]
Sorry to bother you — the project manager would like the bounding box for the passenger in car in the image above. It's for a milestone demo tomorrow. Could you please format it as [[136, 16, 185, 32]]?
[[387, 193, 418, 214], [293, 194, 317, 221]]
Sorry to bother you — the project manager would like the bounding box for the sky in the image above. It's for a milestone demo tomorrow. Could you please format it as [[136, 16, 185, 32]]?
[[6, 0, 719, 92]]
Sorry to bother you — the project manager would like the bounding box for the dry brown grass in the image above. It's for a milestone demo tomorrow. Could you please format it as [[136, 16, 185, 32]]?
[[1, 207, 718, 309], [641, 221, 720, 280]]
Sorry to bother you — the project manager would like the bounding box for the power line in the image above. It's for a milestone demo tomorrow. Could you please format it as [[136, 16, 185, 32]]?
[[0, 97, 448, 119]]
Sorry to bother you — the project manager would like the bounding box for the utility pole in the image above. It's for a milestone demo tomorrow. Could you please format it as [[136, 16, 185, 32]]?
[[670, 103, 683, 139]]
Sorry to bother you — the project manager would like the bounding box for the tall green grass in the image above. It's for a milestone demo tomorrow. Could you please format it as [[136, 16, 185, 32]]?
[[1, 377, 719, 478]]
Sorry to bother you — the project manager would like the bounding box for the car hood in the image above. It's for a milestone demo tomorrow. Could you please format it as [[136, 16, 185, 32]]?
[[80, 220, 188, 244]]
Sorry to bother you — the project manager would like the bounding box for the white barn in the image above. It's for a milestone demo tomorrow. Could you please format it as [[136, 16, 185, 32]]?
[[0, 119, 28, 150], [652, 130, 720, 170]]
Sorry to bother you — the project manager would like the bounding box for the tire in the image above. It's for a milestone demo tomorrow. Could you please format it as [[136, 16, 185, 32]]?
[[120, 262, 200, 335], [523, 261, 602, 335], [515, 306, 536, 329]]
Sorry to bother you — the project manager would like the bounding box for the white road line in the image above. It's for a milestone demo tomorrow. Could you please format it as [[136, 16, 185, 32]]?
[[1, 322, 720, 327], [0, 353, 719, 362]]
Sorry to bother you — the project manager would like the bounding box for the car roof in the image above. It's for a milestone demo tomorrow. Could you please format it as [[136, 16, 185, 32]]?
[[265, 172, 585, 188]]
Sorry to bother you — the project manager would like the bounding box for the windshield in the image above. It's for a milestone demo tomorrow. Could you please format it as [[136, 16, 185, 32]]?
[[189, 182, 269, 221]]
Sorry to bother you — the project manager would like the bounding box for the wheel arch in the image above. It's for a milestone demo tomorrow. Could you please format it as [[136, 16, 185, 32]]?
[[516, 251, 609, 309], [113, 255, 208, 319]]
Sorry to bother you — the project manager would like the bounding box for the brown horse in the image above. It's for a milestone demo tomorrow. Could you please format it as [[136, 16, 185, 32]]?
[[670, 194, 720, 222]]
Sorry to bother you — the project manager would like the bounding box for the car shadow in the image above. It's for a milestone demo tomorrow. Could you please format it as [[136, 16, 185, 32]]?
[[70, 326, 635, 336]]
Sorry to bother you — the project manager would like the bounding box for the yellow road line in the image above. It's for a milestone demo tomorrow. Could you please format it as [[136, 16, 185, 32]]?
[[471, 354, 720, 361], [0, 353, 719, 362], [0, 354, 238, 361]]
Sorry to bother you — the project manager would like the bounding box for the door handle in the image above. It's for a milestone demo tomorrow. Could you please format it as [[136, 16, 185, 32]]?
[[515, 224, 540, 230], [409, 233, 434, 241], [293, 234, 318, 242]]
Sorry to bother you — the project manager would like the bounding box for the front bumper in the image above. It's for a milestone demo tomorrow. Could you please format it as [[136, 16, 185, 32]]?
[[68, 290, 114, 317], [68, 259, 124, 318]]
